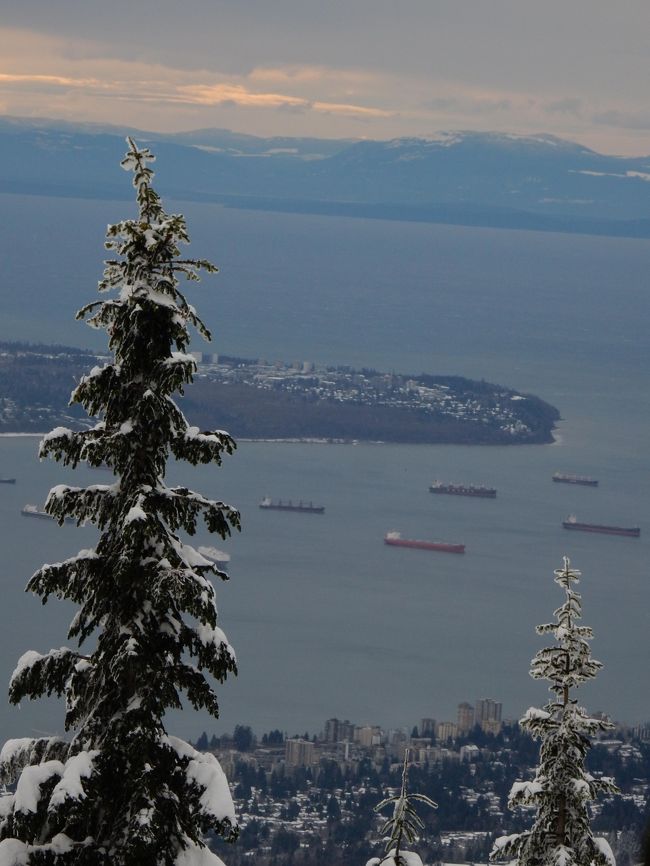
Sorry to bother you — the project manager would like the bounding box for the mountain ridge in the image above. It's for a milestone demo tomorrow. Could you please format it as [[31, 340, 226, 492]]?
[[1, 116, 650, 236]]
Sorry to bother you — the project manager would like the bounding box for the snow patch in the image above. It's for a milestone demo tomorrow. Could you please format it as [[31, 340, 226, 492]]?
[[195, 623, 235, 662], [0, 739, 34, 768], [175, 842, 228, 866], [595, 837, 615, 866], [166, 736, 235, 824], [0, 833, 76, 864], [366, 850, 423, 866], [49, 751, 98, 808], [15, 761, 64, 813], [124, 503, 148, 525], [510, 780, 543, 798], [10, 652, 44, 684], [40, 427, 74, 445], [0, 838, 29, 865], [520, 707, 551, 723], [492, 834, 519, 852]]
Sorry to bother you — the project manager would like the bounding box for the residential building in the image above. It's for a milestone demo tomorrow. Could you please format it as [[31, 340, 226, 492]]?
[[285, 738, 314, 767], [437, 721, 458, 741], [475, 698, 502, 733], [457, 702, 475, 733]]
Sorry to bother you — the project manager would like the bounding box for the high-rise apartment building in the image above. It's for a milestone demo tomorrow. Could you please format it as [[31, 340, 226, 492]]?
[[475, 698, 502, 733], [355, 726, 382, 748], [457, 702, 475, 733], [285, 738, 314, 767], [420, 718, 437, 738], [436, 721, 458, 741], [323, 718, 355, 743], [323, 718, 340, 743]]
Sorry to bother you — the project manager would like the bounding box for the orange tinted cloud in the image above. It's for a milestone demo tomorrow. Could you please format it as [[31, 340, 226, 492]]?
[[0, 24, 647, 152], [0, 73, 101, 88], [0, 30, 395, 124], [178, 82, 392, 118], [176, 83, 308, 110]]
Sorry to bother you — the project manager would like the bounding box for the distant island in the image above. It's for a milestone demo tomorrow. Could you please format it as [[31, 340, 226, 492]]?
[[2, 119, 650, 238], [0, 342, 559, 445]]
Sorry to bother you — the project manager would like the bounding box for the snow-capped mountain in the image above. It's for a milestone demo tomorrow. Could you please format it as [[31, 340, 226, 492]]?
[[1, 118, 650, 235]]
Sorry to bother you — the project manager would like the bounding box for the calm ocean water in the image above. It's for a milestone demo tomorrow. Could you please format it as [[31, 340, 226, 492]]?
[[0, 194, 649, 740]]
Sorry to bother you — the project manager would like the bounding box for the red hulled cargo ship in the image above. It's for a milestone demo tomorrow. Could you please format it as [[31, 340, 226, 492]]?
[[384, 531, 465, 554]]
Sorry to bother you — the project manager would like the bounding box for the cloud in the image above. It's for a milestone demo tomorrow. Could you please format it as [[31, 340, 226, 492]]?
[[0, 72, 101, 89], [592, 108, 650, 131], [419, 85, 520, 118], [176, 82, 307, 111], [1, 22, 650, 153], [544, 97, 583, 117], [249, 65, 378, 88], [0, 30, 396, 126], [312, 101, 392, 119]]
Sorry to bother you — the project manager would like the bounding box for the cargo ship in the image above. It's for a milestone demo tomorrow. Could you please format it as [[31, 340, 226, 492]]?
[[384, 531, 465, 554], [0, 477, 16, 484], [562, 515, 640, 538], [21, 504, 53, 520], [198, 545, 231, 571], [259, 496, 325, 514], [429, 481, 496, 498], [21, 504, 75, 523], [553, 473, 598, 487]]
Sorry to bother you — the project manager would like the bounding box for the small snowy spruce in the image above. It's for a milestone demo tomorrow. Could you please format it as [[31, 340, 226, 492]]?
[[491, 557, 618, 866], [0, 139, 240, 865], [367, 750, 437, 866]]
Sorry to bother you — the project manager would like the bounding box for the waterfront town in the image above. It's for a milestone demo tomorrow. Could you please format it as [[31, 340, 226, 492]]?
[[202, 699, 650, 866], [0, 342, 559, 443], [190, 353, 558, 442]]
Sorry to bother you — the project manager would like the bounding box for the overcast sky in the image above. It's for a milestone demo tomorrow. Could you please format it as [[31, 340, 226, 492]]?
[[2, 0, 650, 154]]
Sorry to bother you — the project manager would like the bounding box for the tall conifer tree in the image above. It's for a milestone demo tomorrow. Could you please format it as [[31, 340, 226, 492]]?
[[367, 750, 436, 866], [0, 139, 240, 865], [491, 557, 618, 866]]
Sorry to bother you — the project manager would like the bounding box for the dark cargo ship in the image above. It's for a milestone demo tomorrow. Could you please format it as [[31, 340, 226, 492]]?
[[259, 496, 324, 514], [562, 515, 640, 537], [429, 481, 496, 498], [553, 473, 599, 487]]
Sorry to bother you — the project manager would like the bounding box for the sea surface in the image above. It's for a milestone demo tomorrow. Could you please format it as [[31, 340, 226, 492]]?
[[0, 194, 649, 741]]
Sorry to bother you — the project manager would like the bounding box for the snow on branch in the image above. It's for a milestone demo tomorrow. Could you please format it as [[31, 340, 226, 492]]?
[[175, 841, 229, 866], [367, 850, 424, 866], [49, 751, 99, 809], [166, 736, 235, 828], [9, 647, 81, 705], [171, 426, 237, 467]]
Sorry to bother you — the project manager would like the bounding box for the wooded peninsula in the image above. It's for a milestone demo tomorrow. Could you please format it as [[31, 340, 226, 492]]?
[[0, 342, 559, 444]]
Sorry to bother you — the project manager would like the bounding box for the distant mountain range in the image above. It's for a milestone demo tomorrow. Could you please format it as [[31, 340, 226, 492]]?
[[2, 116, 650, 237]]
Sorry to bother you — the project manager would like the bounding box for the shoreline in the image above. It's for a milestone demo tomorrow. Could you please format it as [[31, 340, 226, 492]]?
[[1, 432, 559, 446]]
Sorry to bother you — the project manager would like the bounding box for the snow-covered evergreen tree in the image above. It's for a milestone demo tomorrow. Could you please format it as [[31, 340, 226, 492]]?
[[0, 139, 240, 865], [367, 750, 436, 866], [491, 557, 618, 866]]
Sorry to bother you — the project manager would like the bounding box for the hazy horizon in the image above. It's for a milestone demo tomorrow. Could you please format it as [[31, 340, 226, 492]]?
[[3, 2, 650, 155]]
